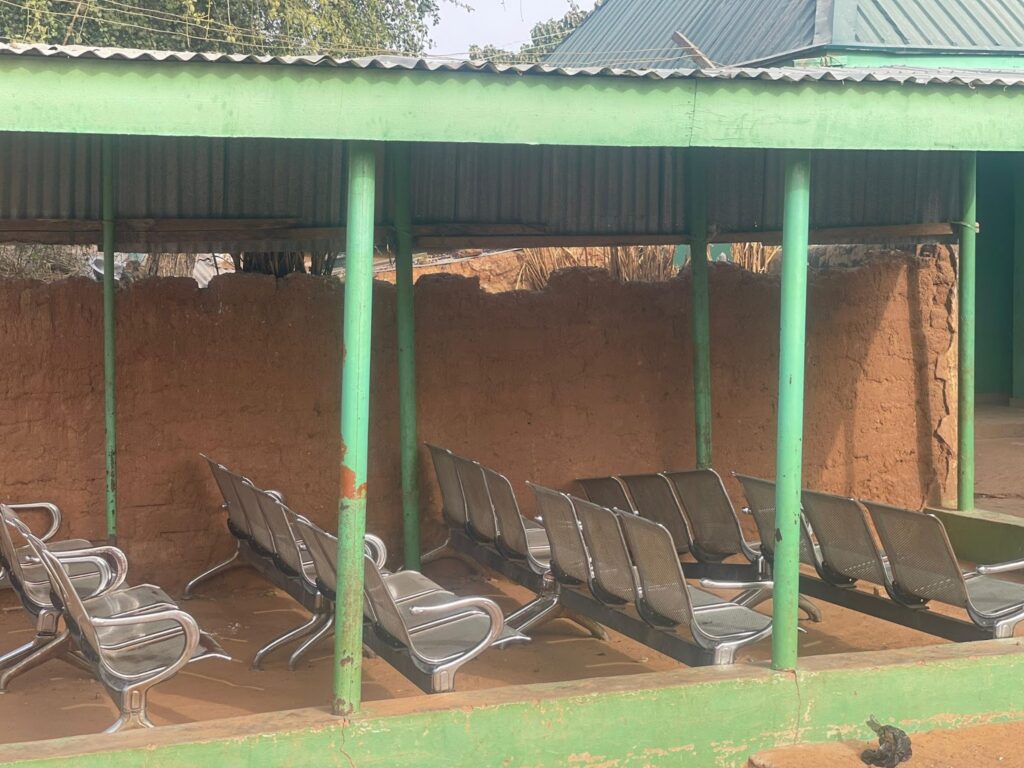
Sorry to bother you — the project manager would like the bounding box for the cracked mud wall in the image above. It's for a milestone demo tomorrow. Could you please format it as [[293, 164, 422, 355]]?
[[0, 251, 955, 588]]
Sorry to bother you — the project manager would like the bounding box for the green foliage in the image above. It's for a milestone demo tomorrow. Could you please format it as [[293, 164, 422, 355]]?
[[0, 0, 441, 55], [469, 1, 595, 64]]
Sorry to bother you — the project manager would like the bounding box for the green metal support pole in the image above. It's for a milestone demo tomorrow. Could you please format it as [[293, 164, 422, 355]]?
[[334, 141, 376, 716], [958, 152, 978, 512], [101, 136, 117, 544], [393, 144, 421, 570], [688, 150, 712, 469], [771, 150, 811, 672]]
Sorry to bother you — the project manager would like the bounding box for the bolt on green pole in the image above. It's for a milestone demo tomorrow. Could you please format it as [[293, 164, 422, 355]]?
[[958, 152, 978, 512], [772, 150, 812, 672], [392, 144, 421, 570], [334, 141, 377, 716], [101, 136, 118, 544], [688, 149, 712, 469]]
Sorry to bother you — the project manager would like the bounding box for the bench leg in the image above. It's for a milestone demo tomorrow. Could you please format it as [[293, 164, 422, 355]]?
[[287, 614, 334, 671], [183, 547, 247, 599], [798, 595, 823, 622], [106, 688, 155, 733], [0, 631, 70, 692], [732, 586, 822, 622], [562, 610, 609, 640], [252, 612, 323, 670], [420, 536, 451, 564]]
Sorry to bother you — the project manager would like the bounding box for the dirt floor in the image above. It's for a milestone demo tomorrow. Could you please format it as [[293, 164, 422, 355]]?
[[749, 720, 1024, 767], [976, 404, 1024, 517], [0, 557, 958, 746]]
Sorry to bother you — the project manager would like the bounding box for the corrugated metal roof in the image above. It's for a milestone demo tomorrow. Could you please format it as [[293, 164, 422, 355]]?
[[546, 0, 817, 69], [0, 132, 964, 251], [546, 0, 1024, 68], [839, 0, 1024, 51], [2, 42, 1024, 87]]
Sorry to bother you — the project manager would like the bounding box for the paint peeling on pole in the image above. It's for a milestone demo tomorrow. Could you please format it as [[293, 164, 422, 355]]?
[[334, 141, 377, 716]]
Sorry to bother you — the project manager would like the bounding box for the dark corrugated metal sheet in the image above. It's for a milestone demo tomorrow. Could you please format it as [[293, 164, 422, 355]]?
[[0, 132, 963, 250], [547, 0, 1024, 68], [2, 42, 1023, 86]]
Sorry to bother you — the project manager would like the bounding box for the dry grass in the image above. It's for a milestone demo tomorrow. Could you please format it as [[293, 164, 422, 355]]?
[[731, 242, 780, 274], [0, 244, 91, 281], [515, 246, 677, 290]]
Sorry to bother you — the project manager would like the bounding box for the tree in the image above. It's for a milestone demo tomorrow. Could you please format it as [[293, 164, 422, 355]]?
[[469, 1, 595, 64], [0, 0, 441, 56]]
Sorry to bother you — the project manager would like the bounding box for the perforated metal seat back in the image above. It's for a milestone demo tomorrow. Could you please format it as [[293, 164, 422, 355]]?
[[203, 457, 250, 536], [663, 469, 744, 557], [863, 502, 969, 608], [0, 508, 30, 590], [294, 517, 337, 589], [229, 473, 276, 554], [453, 456, 497, 541], [482, 466, 530, 558], [734, 475, 815, 566], [801, 490, 887, 586], [617, 512, 693, 625], [426, 445, 468, 528], [530, 484, 590, 583], [33, 541, 104, 663], [618, 474, 691, 553], [364, 555, 414, 647], [572, 498, 637, 602], [576, 477, 633, 512], [255, 491, 305, 575]]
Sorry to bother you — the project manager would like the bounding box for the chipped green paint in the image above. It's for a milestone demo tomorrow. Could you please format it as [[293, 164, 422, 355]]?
[[2, 57, 1024, 150], [3, 643, 1023, 768]]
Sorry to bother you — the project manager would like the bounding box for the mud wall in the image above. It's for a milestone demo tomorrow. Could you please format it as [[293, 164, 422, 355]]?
[[0, 253, 956, 589]]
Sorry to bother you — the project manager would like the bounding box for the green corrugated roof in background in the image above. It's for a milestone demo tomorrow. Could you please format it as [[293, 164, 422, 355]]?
[[547, 0, 1024, 69]]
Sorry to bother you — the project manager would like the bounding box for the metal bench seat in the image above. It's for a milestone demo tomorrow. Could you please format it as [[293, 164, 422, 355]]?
[[422, 446, 605, 639], [363, 554, 528, 693], [531, 483, 774, 665], [576, 476, 634, 513], [0, 502, 91, 589], [27, 534, 228, 732], [864, 501, 1024, 638], [663, 469, 762, 564], [0, 507, 130, 691]]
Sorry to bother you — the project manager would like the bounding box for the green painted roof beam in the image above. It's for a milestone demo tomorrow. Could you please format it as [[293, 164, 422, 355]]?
[[2, 57, 1024, 150]]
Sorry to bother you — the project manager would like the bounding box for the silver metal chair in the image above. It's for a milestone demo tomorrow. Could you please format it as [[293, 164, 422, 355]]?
[[732, 473, 824, 622], [0, 506, 128, 690], [421, 445, 481, 570], [288, 515, 443, 669], [453, 455, 499, 544], [576, 476, 634, 512], [863, 501, 1024, 637], [617, 474, 695, 555], [800, 490, 898, 594], [616, 511, 774, 664], [362, 554, 528, 693], [0, 502, 93, 590], [662, 469, 762, 565], [27, 533, 229, 732]]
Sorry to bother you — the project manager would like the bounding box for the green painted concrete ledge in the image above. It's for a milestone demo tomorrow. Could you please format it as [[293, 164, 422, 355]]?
[[2, 640, 1023, 768], [932, 507, 1024, 564]]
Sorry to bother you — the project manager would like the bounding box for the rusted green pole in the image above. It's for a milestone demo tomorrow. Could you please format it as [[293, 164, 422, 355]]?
[[688, 149, 712, 468], [334, 141, 376, 716], [101, 136, 117, 544], [958, 152, 978, 512], [772, 150, 811, 671], [393, 144, 421, 570]]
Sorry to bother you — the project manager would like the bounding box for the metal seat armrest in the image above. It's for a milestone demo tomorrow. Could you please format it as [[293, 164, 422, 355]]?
[[265, 490, 286, 503], [699, 579, 774, 591], [53, 546, 129, 591], [93, 610, 201, 682], [976, 558, 1024, 576], [45, 554, 118, 599], [364, 534, 388, 569], [6, 503, 63, 541], [409, 597, 505, 671]]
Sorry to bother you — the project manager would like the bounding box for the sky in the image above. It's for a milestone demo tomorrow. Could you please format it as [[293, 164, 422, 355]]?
[[427, 0, 579, 57]]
